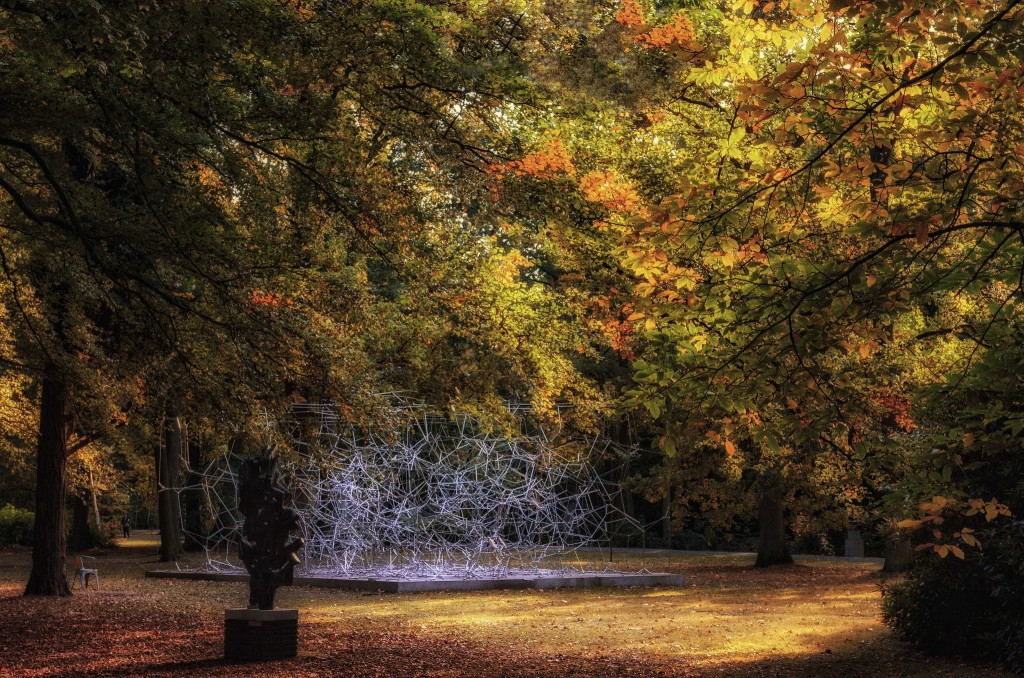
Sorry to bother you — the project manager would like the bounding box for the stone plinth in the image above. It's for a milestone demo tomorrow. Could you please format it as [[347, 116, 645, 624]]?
[[224, 608, 298, 661], [151, 569, 684, 593], [844, 529, 865, 558]]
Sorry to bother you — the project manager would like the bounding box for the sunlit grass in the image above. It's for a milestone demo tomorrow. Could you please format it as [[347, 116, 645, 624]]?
[[113, 532, 161, 549], [292, 557, 882, 667]]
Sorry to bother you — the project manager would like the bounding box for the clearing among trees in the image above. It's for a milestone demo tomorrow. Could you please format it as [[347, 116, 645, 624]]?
[[0, 540, 1011, 677]]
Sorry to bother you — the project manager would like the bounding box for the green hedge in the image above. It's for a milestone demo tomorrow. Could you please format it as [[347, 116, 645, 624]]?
[[0, 504, 34, 547], [883, 519, 1024, 674]]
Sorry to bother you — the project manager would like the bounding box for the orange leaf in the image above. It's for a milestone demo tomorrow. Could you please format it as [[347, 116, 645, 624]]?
[[915, 222, 929, 244], [615, 0, 645, 27]]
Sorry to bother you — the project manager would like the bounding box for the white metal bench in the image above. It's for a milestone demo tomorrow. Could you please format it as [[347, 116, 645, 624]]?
[[72, 555, 99, 590]]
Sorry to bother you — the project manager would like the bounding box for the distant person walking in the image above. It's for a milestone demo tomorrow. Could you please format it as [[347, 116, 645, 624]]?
[[121, 514, 131, 539]]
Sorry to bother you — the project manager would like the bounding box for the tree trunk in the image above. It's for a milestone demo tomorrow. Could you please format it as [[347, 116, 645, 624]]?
[[24, 367, 73, 596], [883, 534, 913, 572], [183, 434, 205, 552], [755, 487, 793, 567], [661, 477, 672, 546], [157, 413, 183, 562], [69, 494, 94, 552], [88, 468, 102, 532]]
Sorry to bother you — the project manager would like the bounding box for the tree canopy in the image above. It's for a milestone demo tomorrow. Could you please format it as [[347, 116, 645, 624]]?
[[1, 0, 1023, 667]]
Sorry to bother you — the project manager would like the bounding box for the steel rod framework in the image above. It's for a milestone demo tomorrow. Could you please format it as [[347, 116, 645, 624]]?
[[178, 405, 642, 580]]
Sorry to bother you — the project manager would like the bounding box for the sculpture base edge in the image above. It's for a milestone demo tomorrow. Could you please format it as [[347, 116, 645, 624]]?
[[224, 608, 298, 661]]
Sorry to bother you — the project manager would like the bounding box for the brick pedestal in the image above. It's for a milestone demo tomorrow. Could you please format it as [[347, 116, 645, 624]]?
[[224, 608, 298, 661]]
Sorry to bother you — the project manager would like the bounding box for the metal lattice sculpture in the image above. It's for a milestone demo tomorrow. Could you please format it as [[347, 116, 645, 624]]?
[[181, 405, 640, 580]]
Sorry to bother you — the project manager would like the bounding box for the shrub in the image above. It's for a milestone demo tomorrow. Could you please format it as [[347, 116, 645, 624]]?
[[791, 530, 836, 556], [91, 524, 116, 548], [883, 519, 1024, 673], [0, 504, 34, 547]]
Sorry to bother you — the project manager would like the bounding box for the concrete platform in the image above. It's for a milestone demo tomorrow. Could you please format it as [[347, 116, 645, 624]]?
[[146, 569, 683, 593]]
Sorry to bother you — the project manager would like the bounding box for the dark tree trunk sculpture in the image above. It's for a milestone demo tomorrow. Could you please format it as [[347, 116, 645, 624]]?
[[238, 445, 304, 610]]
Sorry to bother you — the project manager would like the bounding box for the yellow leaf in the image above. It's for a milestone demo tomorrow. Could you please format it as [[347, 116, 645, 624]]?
[[866, 274, 877, 287], [896, 519, 921, 528], [725, 440, 736, 456], [949, 545, 965, 559], [859, 343, 870, 359], [626, 312, 645, 321]]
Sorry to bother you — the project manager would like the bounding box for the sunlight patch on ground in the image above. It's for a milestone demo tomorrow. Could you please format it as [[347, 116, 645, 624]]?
[[113, 532, 162, 549], [294, 559, 887, 669]]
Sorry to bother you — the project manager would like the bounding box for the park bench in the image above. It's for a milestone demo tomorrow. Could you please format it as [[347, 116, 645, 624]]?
[[72, 555, 99, 590]]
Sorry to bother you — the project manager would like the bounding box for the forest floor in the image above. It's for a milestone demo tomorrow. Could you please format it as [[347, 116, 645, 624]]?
[[0, 537, 1013, 677]]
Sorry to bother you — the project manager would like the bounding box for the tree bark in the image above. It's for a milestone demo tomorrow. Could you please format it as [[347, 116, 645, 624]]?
[[24, 367, 73, 596], [661, 476, 673, 546], [157, 413, 183, 562], [183, 434, 205, 552], [755, 487, 793, 567], [88, 468, 102, 532], [69, 494, 94, 552], [883, 533, 913, 572]]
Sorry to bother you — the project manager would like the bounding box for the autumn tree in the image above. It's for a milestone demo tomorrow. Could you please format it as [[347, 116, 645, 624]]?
[[2, 0, 608, 593], [550, 0, 1023, 568]]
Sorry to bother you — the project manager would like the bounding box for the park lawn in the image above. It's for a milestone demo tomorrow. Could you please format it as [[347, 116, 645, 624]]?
[[0, 541, 1012, 677]]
